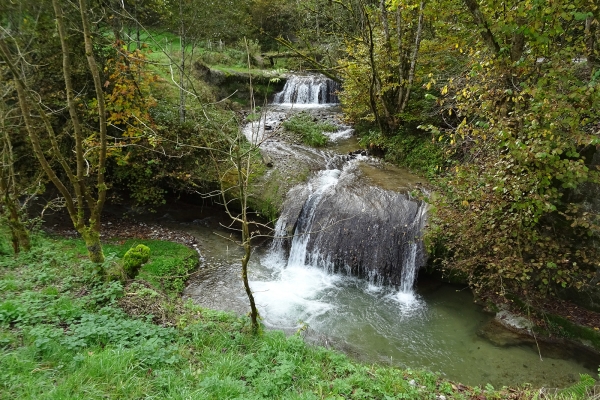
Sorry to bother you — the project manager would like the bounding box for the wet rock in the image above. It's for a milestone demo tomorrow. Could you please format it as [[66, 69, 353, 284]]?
[[478, 319, 534, 347]]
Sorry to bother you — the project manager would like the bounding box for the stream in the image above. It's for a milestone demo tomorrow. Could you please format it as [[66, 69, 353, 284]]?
[[179, 74, 598, 388]]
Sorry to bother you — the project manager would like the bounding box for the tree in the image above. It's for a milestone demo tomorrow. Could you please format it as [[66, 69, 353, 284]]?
[[0, 0, 111, 263], [426, 0, 600, 298], [196, 52, 266, 333], [0, 93, 32, 254]]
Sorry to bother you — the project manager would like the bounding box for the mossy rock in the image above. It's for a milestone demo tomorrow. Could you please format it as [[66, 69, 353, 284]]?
[[123, 244, 151, 279]]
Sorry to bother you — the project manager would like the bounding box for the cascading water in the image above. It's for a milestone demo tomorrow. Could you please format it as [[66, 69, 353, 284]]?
[[273, 74, 340, 105], [267, 160, 427, 298]]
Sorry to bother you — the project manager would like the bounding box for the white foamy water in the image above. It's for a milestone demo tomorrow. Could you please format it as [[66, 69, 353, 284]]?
[[273, 75, 340, 105], [251, 264, 341, 329]]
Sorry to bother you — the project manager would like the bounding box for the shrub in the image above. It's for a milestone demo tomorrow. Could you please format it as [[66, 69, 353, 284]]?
[[122, 245, 151, 279]]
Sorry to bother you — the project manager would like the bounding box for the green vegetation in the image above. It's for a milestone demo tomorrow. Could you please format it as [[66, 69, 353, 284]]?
[[283, 112, 336, 147], [358, 129, 446, 179], [1, 232, 551, 399], [122, 244, 151, 279], [106, 240, 197, 296]]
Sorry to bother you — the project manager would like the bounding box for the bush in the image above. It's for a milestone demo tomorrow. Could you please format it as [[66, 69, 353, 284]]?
[[122, 245, 150, 279]]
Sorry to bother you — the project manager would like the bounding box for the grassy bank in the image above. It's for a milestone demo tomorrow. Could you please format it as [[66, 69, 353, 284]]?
[[0, 231, 589, 399]]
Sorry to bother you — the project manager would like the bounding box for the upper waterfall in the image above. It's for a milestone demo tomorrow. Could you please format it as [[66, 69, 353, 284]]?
[[273, 74, 340, 105]]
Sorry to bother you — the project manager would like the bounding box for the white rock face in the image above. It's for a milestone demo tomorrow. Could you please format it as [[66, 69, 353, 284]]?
[[495, 309, 534, 332]]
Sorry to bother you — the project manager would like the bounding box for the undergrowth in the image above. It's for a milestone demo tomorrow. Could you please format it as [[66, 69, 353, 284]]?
[[0, 232, 586, 399], [357, 129, 446, 180]]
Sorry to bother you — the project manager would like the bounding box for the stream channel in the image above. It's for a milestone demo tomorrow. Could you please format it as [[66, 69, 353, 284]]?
[[174, 74, 598, 388]]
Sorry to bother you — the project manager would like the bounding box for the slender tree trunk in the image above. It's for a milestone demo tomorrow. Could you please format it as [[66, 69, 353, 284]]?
[[586, 15, 599, 76], [178, 0, 186, 123], [463, 0, 500, 55], [79, 0, 108, 263], [396, 7, 406, 109], [380, 0, 392, 54], [241, 226, 259, 331], [400, 0, 425, 113], [135, 0, 141, 50], [363, 5, 385, 133], [236, 140, 259, 332], [5, 200, 31, 254], [510, 19, 526, 62], [0, 166, 31, 254], [0, 107, 31, 254]]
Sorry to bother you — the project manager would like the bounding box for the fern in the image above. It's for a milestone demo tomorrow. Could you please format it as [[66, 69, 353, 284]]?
[[559, 374, 596, 399]]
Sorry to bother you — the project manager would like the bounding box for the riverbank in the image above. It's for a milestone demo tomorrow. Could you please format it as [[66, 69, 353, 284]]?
[[0, 229, 547, 399]]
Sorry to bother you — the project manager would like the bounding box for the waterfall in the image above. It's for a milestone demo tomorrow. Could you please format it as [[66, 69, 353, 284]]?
[[273, 75, 340, 105], [270, 161, 427, 293]]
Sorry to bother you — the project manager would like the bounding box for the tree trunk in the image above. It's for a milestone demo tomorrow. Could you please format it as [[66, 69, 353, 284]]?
[[463, 0, 500, 55], [0, 113, 31, 254], [0, 176, 31, 254], [236, 139, 260, 332], [7, 203, 31, 254], [241, 231, 259, 332], [178, 0, 186, 123], [81, 228, 105, 264], [400, 0, 425, 113], [586, 15, 599, 76]]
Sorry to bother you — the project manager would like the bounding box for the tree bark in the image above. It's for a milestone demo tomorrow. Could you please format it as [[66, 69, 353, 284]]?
[[178, 0, 186, 123], [586, 15, 599, 76], [235, 143, 259, 332], [400, 0, 425, 113], [0, 106, 31, 254], [81, 228, 104, 264], [463, 0, 500, 55], [78, 0, 108, 253]]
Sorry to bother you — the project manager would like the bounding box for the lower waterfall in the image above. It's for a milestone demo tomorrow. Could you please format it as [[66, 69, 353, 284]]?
[[267, 159, 427, 296]]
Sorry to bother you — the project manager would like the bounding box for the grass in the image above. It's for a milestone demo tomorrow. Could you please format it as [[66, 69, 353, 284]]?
[[283, 112, 337, 147], [65, 238, 197, 297], [0, 231, 556, 399]]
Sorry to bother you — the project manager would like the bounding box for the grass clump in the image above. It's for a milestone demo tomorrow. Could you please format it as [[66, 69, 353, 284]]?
[[0, 231, 551, 399], [283, 112, 337, 147]]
